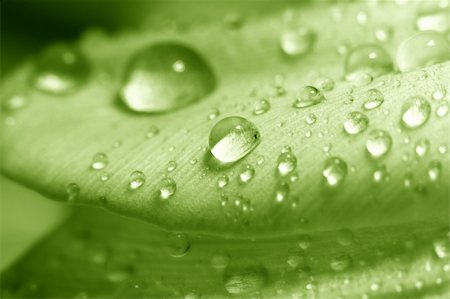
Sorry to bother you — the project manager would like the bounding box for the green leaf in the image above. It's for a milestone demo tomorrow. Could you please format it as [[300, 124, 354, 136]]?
[[1, 207, 449, 298], [1, 2, 448, 238]]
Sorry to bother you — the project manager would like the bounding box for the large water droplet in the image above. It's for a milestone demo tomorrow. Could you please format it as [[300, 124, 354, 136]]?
[[280, 26, 316, 56], [396, 31, 450, 72], [343, 111, 369, 135], [167, 233, 190, 257], [366, 130, 392, 159], [223, 260, 268, 295], [120, 43, 216, 113], [128, 171, 146, 190], [293, 86, 325, 108], [209, 116, 260, 163], [362, 89, 384, 110], [90, 153, 108, 170], [322, 157, 348, 187], [31, 44, 90, 94], [277, 150, 297, 177], [345, 44, 393, 80], [159, 177, 177, 200], [401, 96, 431, 129]]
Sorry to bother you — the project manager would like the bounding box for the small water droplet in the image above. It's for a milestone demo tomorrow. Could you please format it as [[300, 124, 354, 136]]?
[[280, 26, 316, 56], [322, 157, 348, 187], [374, 26, 392, 43], [401, 96, 431, 129], [362, 89, 384, 110], [373, 165, 389, 183], [428, 160, 442, 181], [167, 233, 190, 257], [256, 155, 265, 165], [253, 98, 270, 115], [438, 144, 448, 154], [396, 31, 450, 72], [366, 130, 392, 159], [343, 111, 369, 135], [2, 95, 28, 112], [211, 251, 230, 270], [223, 260, 268, 295], [436, 102, 449, 117], [105, 257, 134, 283], [239, 164, 255, 184], [337, 229, 354, 246], [159, 177, 177, 200], [433, 238, 449, 259], [120, 43, 216, 112], [208, 108, 220, 120], [167, 161, 177, 172], [217, 175, 229, 188], [345, 44, 393, 80], [100, 171, 110, 182], [415, 138, 430, 157], [356, 10, 369, 25], [432, 85, 447, 101], [31, 44, 90, 94], [416, 3, 450, 32], [305, 113, 317, 125], [274, 181, 290, 202], [315, 76, 335, 91], [66, 183, 80, 202], [209, 116, 260, 163], [293, 86, 325, 108], [330, 254, 352, 271], [277, 150, 297, 177], [90, 153, 108, 170], [146, 125, 160, 138], [128, 171, 146, 190], [348, 72, 373, 86]]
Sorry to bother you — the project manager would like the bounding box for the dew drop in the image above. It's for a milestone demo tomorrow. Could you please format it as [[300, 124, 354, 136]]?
[[211, 251, 230, 270], [217, 175, 229, 189], [66, 183, 80, 202], [223, 260, 268, 295], [31, 44, 90, 94], [438, 144, 448, 154], [366, 130, 392, 159], [159, 178, 177, 200], [322, 157, 348, 187], [337, 229, 354, 246], [277, 150, 297, 177], [344, 44, 393, 80], [343, 111, 369, 135], [120, 43, 216, 112], [90, 153, 108, 170], [315, 76, 335, 91], [208, 108, 220, 120], [373, 165, 389, 183], [415, 138, 430, 157], [2, 95, 28, 112], [432, 85, 447, 101], [362, 89, 384, 110], [128, 171, 146, 190], [100, 171, 110, 182], [416, 3, 450, 32], [396, 31, 450, 72], [280, 26, 316, 56], [433, 238, 449, 259], [274, 181, 290, 203], [105, 257, 134, 283], [293, 86, 325, 108], [146, 125, 160, 138], [305, 113, 317, 125], [167, 161, 177, 172], [253, 98, 271, 115], [330, 254, 352, 271], [167, 233, 190, 258], [239, 164, 255, 184], [374, 26, 392, 43], [401, 96, 431, 129], [436, 102, 449, 117], [428, 160, 442, 181], [209, 116, 260, 163]]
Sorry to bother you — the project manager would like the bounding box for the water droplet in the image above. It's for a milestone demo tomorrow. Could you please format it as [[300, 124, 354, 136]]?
[[293, 86, 325, 108], [396, 31, 450, 72], [66, 183, 80, 202], [362, 89, 384, 110], [280, 26, 316, 56], [128, 171, 146, 190], [208, 108, 220, 120], [416, 4, 450, 32], [31, 44, 90, 94], [347, 72, 373, 86], [343, 111, 369, 135], [337, 229, 354, 246], [159, 178, 177, 200], [167, 161, 177, 172], [146, 125, 159, 138], [436, 102, 449, 117], [432, 85, 447, 101], [345, 44, 393, 80], [105, 258, 134, 283], [433, 238, 449, 259], [209, 116, 260, 163], [256, 155, 265, 165], [253, 98, 271, 115], [373, 165, 389, 183], [315, 76, 335, 91], [211, 251, 230, 270], [223, 260, 268, 295], [428, 160, 442, 181], [2, 95, 28, 112], [374, 26, 392, 43], [322, 157, 348, 187], [274, 181, 290, 202], [438, 144, 448, 154], [120, 43, 216, 112], [90, 153, 108, 170], [401, 96, 431, 129], [415, 138, 430, 157], [356, 10, 369, 25], [217, 175, 229, 188], [167, 233, 190, 257], [277, 150, 297, 177], [100, 171, 110, 182], [330, 254, 352, 271], [224, 13, 244, 31], [239, 164, 255, 184], [366, 130, 392, 159], [305, 113, 317, 125]]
